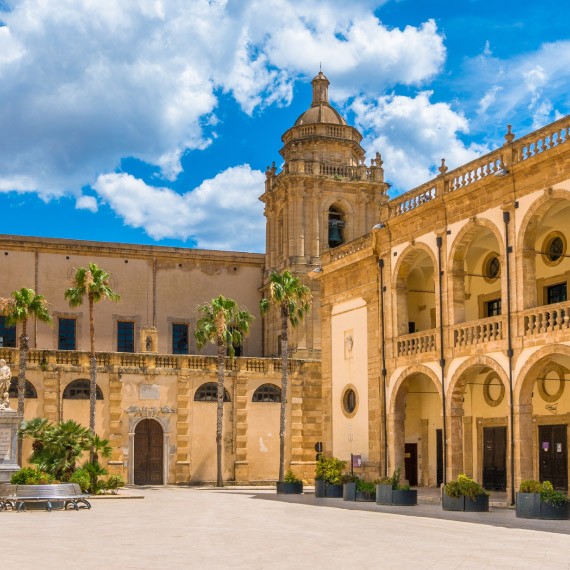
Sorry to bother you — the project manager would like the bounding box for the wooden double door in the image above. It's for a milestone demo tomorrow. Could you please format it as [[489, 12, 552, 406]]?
[[539, 424, 568, 492], [134, 419, 164, 485], [483, 427, 507, 491]]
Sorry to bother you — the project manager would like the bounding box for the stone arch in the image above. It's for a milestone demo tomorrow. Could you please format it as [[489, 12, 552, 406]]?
[[517, 189, 570, 309], [392, 243, 438, 336], [389, 364, 442, 414], [321, 197, 355, 248], [448, 218, 505, 324], [515, 344, 570, 405], [446, 356, 510, 482], [514, 344, 570, 487], [447, 355, 509, 413], [388, 364, 442, 486]]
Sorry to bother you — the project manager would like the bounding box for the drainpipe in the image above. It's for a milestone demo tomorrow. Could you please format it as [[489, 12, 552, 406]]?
[[503, 210, 516, 506], [378, 258, 388, 477], [436, 236, 447, 485]]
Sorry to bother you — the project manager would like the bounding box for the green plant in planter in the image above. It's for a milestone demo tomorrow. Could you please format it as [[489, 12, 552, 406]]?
[[283, 469, 302, 484], [315, 455, 346, 485], [342, 473, 360, 484], [540, 481, 569, 507], [356, 480, 376, 494], [519, 479, 542, 494], [445, 474, 489, 500]]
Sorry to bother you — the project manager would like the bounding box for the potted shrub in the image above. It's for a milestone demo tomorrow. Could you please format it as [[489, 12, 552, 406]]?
[[342, 474, 358, 501], [355, 479, 376, 502], [539, 481, 570, 520], [276, 470, 303, 495], [516, 479, 542, 519], [314, 456, 345, 498], [443, 474, 489, 512], [376, 468, 417, 506]]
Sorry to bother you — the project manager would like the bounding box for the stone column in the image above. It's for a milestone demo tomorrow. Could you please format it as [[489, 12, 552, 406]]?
[[448, 407, 464, 481], [234, 374, 250, 484], [175, 373, 191, 483], [388, 412, 405, 477], [107, 373, 124, 477], [514, 403, 534, 490]]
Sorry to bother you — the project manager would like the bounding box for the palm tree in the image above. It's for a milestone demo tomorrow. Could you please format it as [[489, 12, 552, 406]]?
[[0, 288, 52, 417], [195, 295, 253, 487], [64, 263, 120, 434], [260, 270, 312, 483]]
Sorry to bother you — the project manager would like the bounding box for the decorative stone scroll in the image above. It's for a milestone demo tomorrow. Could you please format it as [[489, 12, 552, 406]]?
[[125, 405, 175, 418]]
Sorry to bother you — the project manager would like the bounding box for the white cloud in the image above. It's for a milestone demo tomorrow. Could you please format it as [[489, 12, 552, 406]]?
[[353, 91, 488, 191], [466, 40, 570, 130], [93, 164, 266, 252], [76, 195, 98, 213], [0, 0, 446, 202]]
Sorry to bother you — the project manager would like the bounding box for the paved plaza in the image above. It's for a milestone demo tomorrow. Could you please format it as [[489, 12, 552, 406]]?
[[3, 487, 570, 569]]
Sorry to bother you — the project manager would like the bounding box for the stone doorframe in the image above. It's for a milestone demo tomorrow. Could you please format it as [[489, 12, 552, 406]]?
[[475, 417, 509, 491], [126, 406, 174, 485]]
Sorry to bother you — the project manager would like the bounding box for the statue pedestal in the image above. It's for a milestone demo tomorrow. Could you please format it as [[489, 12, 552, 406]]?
[[0, 408, 21, 483]]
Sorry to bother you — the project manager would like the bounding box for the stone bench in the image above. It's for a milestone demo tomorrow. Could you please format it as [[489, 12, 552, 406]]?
[[0, 483, 91, 512]]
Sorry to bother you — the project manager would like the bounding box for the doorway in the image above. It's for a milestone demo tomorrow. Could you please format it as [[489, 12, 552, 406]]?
[[482, 426, 507, 491], [404, 443, 418, 486], [539, 424, 568, 492], [436, 429, 443, 487], [134, 419, 164, 485]]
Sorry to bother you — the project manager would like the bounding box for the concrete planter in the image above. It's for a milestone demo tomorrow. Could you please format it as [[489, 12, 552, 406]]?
[[516, 492, 541, 519], [276, 481, 303, 495], [442, 493, 488, 512], [376, 484, 393, 505], [376, 485, 417, 506], [315, 481, 342, 498], [343, 482, 356, 501], [355, 490, 376, 502], [391, 489, 417, 506], [540, 500, 570, 520], [325, 484, 343, 498]]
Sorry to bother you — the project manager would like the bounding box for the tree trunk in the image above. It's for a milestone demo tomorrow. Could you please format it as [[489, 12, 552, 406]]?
[[17, 320, 28, 418], [17, 320, 28, 465], [88, 295, 96, 466], [279, 305, 289, 483], [216, 339, 226, 487]]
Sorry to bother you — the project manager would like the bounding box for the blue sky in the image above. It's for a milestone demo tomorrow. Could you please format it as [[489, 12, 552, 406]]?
[[1, 0, 569, 253]]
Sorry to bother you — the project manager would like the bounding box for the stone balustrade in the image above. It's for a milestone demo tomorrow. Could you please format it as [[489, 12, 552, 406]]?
[[388, 115, 570, 220], [452, 316, 504, 348], [522, 301, 570, 335], [0, 348, 294, 374], [396, 329, 437, 357]]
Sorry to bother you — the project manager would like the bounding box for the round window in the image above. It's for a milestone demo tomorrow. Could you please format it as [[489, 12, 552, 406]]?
[[548, 236, 564, 262], [344, 389, 356, 413], [542, 232, 566, 266], [341, 387, 358, 417], [483, 253, 501, 281]]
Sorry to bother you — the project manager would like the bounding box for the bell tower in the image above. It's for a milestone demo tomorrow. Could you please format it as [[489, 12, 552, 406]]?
[[260, 71, 389, 357]]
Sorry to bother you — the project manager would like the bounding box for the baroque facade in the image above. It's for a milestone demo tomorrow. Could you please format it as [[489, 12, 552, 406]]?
[[317, 115, 570, 498], [2, 72, 569, 494]]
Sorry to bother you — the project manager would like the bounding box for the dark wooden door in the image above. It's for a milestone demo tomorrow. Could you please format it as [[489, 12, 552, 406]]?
[[539, 424, 568, 492], [404, 443, 418, 486], [134, 419, 164, 485], [436, 429, 443, 487], [483, 426, 507, 491]]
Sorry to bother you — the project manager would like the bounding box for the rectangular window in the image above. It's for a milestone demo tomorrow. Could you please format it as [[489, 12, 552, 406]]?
[[58, 318, 77, 350], [226, 327, 243, 357], [547, 283, 567, 305], [172, 323, 189, 354], [0, 316, 16, 348], [485, 299, 502, 317], [408, 322, 416, 334], [117, 321, 135, 353]]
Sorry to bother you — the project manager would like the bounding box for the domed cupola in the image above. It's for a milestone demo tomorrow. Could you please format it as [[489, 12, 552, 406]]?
[[294, 72, 347, 126], [280, 71, 365, 169]]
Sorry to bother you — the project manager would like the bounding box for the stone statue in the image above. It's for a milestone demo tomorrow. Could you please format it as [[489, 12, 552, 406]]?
[[0, 359, 11, 410]]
